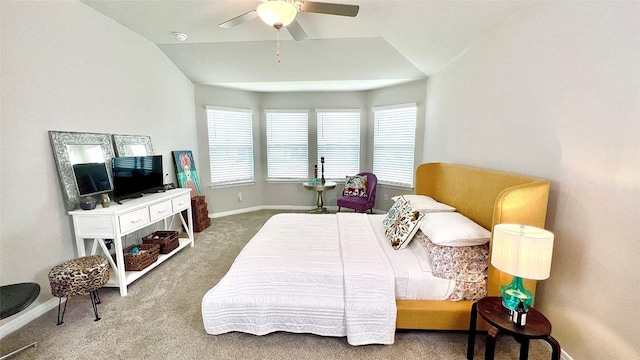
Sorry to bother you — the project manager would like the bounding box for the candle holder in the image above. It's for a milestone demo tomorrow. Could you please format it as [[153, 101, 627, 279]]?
[[321, 157, 325, 185]]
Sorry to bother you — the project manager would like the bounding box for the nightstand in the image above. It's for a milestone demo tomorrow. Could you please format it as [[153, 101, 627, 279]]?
[[467, 296, 561, 360]]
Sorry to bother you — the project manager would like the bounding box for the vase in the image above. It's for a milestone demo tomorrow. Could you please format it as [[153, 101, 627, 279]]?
[[80, 196, 97, 210], [101, 194, 111, 208]]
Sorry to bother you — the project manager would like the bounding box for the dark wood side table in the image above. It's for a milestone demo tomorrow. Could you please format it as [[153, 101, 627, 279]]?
[[467, 296, 561, 360]]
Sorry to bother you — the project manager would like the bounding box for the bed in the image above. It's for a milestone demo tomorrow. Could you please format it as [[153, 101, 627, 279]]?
[[202, 162, 550, 344]]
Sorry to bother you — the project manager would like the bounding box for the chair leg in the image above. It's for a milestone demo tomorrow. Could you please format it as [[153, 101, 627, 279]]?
[[90, 290, 101, 322], [338, 207, 341, 212], [56, 297, 67, 325]]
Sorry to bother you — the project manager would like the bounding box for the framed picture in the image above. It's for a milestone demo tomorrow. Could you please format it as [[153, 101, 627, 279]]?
[[172, 150, 202, 198]]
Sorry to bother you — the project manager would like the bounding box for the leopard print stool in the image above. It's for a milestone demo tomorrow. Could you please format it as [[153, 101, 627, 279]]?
[[48, 255, 109, 325]]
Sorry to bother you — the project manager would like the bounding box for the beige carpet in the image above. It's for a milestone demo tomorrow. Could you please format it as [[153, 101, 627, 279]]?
[[0, 210, 554, 359]]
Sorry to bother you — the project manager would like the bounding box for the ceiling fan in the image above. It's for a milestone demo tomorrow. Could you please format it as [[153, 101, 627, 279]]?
[[219, 0, 360, 41]]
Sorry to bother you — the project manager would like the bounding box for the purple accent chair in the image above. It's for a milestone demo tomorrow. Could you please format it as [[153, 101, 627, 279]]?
[[337, 172, 377, 214]]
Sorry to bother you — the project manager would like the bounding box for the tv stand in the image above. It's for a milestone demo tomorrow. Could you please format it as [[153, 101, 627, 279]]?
[[69, 188, 194, 296]]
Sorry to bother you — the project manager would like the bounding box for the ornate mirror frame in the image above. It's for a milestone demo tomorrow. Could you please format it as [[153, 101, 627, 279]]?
[[49, 131, 116, 211], [112, 134, 154, 157]]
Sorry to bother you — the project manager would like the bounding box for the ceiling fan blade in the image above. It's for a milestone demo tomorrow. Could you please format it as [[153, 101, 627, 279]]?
[[298, 1, 359, 17], [286, 19, 309, 41], [219, 10, 258, 28]]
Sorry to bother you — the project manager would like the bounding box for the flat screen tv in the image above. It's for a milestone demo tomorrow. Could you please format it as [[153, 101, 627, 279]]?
[[112, 155, 164, 203], [72, 162, 113, 197]]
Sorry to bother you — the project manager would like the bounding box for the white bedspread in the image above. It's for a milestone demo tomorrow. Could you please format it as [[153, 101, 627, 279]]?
[[201, 213, 396, 345]]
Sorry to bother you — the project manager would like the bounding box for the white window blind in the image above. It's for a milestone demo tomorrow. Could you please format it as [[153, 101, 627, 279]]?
[[266, 110, 308, 180], [372, 103, 417, 188], [206, 106, 254, 186], [316, 109, 360, 179]]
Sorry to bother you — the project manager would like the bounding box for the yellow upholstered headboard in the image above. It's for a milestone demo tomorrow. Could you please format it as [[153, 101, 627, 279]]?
[[415, 162, 551, 297]]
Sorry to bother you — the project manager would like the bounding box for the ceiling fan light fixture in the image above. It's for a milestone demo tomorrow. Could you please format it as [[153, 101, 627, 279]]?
[[257, 0, 297, 28]]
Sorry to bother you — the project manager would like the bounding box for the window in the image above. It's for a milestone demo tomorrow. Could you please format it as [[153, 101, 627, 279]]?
[[316, 109, 361, 179], [206, 106, 254, 186], [372, 103, 417, 188], [266, 110, 308, 180]]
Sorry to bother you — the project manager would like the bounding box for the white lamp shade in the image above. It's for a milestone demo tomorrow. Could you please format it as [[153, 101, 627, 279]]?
[[491, 224, 554, 280], [257, 1, 297, 27]]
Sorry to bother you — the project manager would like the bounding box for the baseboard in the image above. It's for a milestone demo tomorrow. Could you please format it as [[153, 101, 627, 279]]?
[[210, 206, 384, 218], [210, 205, 316, 218], [0, 297, 63, 339], [561, 349, 574, 360]]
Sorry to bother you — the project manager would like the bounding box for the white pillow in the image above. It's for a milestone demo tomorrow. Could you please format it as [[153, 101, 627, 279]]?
[[391, 195, 456, 213], [419, 212, 490, 247]]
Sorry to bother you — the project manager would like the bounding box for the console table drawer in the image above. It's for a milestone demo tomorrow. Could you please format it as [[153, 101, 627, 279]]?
[[172, 193, 191, 212], [75, 216, 115, 238], [119, 208, 151, 233], [149, 200, 172, 222]]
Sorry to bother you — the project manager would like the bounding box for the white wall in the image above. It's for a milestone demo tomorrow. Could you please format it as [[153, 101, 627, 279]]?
[[424, 2, 639, 358], [0, 0, 196, 326]]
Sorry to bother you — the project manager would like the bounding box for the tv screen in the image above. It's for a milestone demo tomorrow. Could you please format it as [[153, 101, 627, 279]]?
[[72, 162, 113, 196], [112, 155, 164, 203]]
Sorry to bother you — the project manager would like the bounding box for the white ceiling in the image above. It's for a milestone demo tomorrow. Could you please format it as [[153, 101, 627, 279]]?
[[81, 0, 527, 92]]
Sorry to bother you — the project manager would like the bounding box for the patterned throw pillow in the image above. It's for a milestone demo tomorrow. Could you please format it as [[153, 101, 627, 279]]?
[[415, 231, 489, 281], [383, 197, 425, 250], [415, 231, 489, 301], [342, 174, 368, 197], [383, 196, 407, 229]]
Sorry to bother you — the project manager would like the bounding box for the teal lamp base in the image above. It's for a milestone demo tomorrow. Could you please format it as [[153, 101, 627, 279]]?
[[500, 276, 533, 311]]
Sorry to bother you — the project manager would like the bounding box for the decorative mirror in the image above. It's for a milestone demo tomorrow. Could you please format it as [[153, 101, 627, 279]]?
[[112, 134, 154, 157], [49, 131, 115, 211]]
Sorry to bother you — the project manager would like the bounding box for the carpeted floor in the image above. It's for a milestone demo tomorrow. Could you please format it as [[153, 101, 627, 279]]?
[[0, 210, 554, 359]]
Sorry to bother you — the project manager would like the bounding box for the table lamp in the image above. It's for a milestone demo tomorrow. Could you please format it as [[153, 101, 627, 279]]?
[[491, 224, 554, 312]]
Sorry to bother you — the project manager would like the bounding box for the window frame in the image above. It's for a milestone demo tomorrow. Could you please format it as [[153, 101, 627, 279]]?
[[372, 103, 417, 188], [206, 105, 255, 187], [265, 109, 309, 182], [316, 109, 361, 181]]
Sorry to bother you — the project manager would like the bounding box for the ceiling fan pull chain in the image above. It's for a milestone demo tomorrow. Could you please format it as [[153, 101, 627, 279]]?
[[276, 28, 281, 63]]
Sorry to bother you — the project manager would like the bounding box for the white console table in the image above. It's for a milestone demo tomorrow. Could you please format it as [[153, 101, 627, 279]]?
[[69, 188, 194, 296]]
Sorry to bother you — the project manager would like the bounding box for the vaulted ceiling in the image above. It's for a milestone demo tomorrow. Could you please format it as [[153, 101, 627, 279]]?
[[82, 0, 527, 92]]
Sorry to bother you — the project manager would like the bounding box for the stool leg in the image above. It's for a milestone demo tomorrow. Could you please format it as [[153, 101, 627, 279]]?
[[56, 297, 68, 325], [94, 289, 102, 305], [90, 290, 101, 321]]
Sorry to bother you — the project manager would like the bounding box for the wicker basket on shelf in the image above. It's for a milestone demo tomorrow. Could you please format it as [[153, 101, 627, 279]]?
[[118, 244, 160, 271], [142, 230, 180, 254]]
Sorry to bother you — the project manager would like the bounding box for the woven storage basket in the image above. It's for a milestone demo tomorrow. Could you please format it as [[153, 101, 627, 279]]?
[[142, 230, 179, 254], [119, 244, 160, 271]]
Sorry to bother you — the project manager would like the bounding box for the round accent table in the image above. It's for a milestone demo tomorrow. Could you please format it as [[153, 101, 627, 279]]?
[[303, 181, 337, 213], [467, 296, 561, 360]]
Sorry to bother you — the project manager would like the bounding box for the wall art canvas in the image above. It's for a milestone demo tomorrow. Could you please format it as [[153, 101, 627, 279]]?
[[172, 150, 202, 198]]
